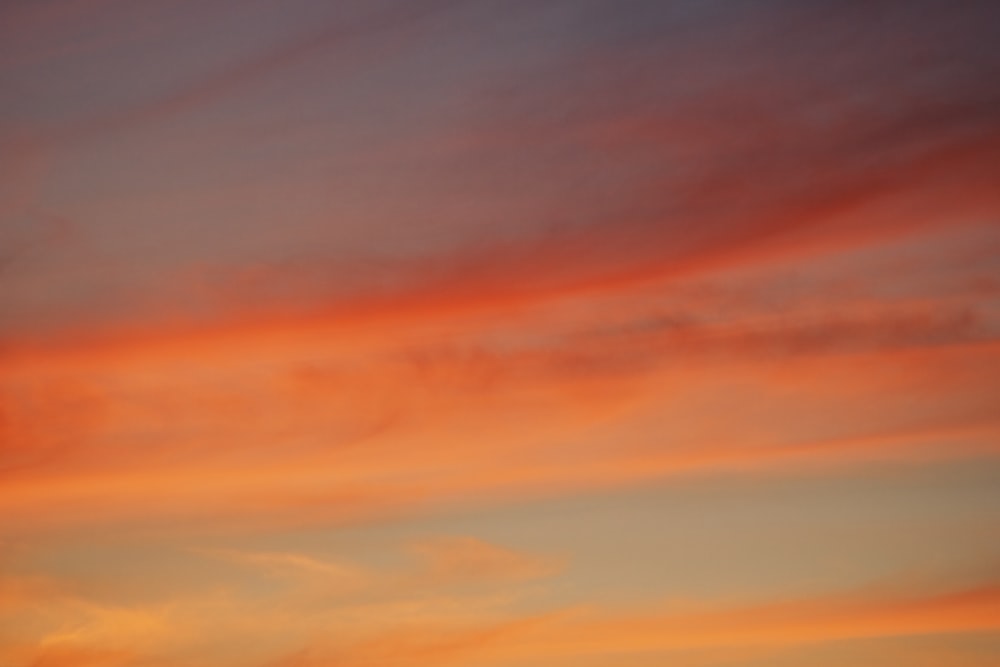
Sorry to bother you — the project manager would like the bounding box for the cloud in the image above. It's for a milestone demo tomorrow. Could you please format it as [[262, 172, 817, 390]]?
[[3, 536, 995, 667], [193, 537, 564, 602], [78, 1, 463, 137], [0, 537, 564, 666], [407, 536, 565, 585], [2, 391, 995, 534], [1, 254, 997, 534], [0, 573, 174, 667], [259, 582, 1000, 667], [26, 646, 135, 667], [3, 1, 998, 348], [192, 548, 371, 589], [561, 584, 1000, 653], [0, 573, 69, 613], [2, 3, 997, 665]]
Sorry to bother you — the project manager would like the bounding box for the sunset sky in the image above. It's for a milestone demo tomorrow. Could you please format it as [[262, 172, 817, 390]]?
[[1, 1, 999, 665]]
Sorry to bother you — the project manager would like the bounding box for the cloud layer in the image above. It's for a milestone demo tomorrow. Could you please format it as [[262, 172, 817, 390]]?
[[1, 1, 998, 665]]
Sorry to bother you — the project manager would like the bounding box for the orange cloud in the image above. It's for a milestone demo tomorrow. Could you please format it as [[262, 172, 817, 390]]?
[[2, 277, 997, 533], [3, 4, 997, 666], [407, 536, 565, 585], [0, 536, 563, 666], [3, 533, 995, 667], [257, 583, 1000, 667]]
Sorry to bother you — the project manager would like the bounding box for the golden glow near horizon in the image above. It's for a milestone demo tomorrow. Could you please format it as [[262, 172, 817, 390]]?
[[1, 1, 999, 665]]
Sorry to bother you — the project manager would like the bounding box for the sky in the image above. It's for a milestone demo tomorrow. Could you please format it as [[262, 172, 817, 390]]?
[[1, 0, 999, 665]]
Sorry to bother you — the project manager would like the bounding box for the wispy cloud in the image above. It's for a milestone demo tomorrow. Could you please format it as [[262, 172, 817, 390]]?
[[2, 2, 997, 664], [257, 582, 1000, 667]]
